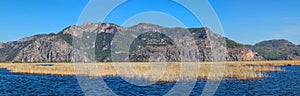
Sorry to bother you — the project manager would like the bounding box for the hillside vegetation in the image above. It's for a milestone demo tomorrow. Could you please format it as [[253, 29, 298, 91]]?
[[247, 39, 300, 60]]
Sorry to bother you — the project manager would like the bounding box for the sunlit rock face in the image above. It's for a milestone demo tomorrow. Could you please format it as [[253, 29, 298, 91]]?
[[226, 48, 264, 61], [0, 23, 266, 63]]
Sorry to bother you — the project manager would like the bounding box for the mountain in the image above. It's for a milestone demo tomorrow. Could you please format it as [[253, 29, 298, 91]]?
[[0, 33, 74, 62], [0, 23, 264, 63], [247, 39, 300, 60]]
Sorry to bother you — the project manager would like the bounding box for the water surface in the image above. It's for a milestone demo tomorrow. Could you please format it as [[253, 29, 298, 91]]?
[[0, 66, 299, 95]]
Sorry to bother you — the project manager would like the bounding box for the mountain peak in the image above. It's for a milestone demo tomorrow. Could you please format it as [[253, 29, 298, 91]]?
[[129, 23, 164, 29], [59, 22, 120, 36], [255, 39, 295, 47]]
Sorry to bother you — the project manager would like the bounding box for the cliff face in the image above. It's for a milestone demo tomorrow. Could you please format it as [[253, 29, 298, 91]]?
[[0, 23, 264, 62], [226, 48, 264, 61], [0, 36, 36, 62], [12, 35, 72, 62], [128, 27, 263, 62]]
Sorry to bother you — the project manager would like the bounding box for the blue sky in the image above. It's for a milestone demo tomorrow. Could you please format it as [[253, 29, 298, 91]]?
[[0, 0, 300, 45]]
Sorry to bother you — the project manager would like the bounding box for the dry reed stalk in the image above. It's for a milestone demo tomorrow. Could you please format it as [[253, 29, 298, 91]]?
[[0, 61, 290, 82]]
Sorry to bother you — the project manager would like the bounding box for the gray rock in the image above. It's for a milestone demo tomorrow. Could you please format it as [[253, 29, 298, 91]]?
[[0, 23, 265, 62]]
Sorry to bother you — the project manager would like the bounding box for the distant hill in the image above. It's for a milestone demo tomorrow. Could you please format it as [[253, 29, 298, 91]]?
[[4, 22, 298, 63], [246, 39, 300, 60], [225, 38, 244, 48]]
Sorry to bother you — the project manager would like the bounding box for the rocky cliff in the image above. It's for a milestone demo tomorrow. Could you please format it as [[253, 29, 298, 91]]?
[[12, 35, 73, 62], [0, 23, 265, 62]]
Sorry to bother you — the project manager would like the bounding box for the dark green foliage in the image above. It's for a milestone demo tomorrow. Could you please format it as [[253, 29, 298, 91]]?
[[225, 38, 244, 48], [248, 39, 300, 60], [57, 26, 75, 45], [255, 39, 290, 47], [188, 28, 208, 39], [48, 32, 56, 36], [58, 33, 73, 45], [95, 33, 115, 62]]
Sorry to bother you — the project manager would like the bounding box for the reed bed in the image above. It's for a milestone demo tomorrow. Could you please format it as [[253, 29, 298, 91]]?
[[226, 60, 300, 67], [0, 61, 288, 82]]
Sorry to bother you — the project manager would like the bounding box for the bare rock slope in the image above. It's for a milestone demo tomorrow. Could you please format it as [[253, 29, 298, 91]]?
[[0, 23, 265, 62]]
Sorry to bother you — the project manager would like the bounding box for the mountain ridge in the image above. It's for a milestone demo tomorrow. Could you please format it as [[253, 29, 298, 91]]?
[[0, 22, 298, 62]]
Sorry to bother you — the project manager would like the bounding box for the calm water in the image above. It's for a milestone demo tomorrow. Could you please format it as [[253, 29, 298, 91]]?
[[0, 66, 300, 95]]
